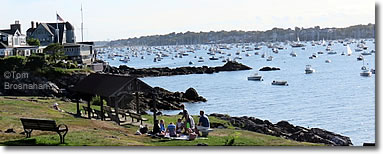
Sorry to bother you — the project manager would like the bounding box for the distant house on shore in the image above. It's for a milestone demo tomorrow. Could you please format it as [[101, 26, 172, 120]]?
[[0, 21, 41, 58], [63, 42, 96, 65], [26, 21, 75, 46]]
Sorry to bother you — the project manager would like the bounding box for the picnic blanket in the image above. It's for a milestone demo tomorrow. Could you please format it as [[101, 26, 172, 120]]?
[[164, 133, 189, 140]]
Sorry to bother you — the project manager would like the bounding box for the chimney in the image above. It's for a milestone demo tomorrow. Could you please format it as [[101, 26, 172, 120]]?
[[10, 20, 21, 32], [31, 21, 35, 29]]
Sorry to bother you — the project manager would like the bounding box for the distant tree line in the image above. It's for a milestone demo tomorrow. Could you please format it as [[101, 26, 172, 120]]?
[[106, 24, 375, 46]]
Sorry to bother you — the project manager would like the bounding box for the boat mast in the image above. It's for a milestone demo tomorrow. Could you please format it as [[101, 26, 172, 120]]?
[[81, 4, 84, 42]]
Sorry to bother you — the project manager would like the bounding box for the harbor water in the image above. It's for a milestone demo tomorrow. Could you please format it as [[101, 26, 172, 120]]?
[[100, 40, 375, 146]]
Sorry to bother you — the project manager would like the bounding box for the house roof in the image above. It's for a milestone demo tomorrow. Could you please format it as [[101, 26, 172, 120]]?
[[41, 23, 55, 35], [0, 29, 17, 35], [74, 73, 154, 97], [0, 42, 9, 49]]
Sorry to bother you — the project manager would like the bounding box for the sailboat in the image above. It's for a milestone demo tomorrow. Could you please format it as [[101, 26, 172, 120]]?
[[322, 38, 326, 46], [346, 45, 352, 56]]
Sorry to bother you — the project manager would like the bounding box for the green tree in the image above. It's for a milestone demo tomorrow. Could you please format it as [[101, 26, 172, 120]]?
[[25, 53, 47, 71], [26, 38, 40, 46], [0, 56, 26, 73], [91, 95, 106, 106], [44, 43, 66, 63]]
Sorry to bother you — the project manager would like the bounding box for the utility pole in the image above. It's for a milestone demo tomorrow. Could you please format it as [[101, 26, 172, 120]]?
[[81, 4, 84, 42]]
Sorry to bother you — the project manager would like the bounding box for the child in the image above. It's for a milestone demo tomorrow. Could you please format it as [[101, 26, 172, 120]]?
[[176, 118, 183, 134]]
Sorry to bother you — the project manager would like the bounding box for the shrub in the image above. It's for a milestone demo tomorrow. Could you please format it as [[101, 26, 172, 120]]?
[[91, 95, 106, 106]]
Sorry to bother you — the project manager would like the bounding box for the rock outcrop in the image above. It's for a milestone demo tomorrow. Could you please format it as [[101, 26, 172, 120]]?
[[209, 113, 353, 146], [104, 61, 252, 77], [259, 66, 280, 71]]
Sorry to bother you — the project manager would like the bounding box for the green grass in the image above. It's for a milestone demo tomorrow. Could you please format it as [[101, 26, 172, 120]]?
[[0, 97, 323, 146]]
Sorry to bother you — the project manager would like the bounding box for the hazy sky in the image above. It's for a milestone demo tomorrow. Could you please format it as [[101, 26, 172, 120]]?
[[0, 0, 375, 41]]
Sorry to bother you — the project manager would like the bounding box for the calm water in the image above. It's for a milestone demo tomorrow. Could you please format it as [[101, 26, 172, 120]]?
[[101, 40, 375, 146]]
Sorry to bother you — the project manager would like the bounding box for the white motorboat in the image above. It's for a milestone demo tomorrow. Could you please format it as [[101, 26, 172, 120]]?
[[267, 56, 273, 61], [357, 55, 364, 61], [271, 80, 288, 86], [325, 46, 332, 51], [360, 69, 372, 77], [247, 73, 263, 81], [305, 65, 315, 74]]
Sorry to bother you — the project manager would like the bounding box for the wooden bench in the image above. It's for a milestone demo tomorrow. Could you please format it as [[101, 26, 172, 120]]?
[[82, 106, 95, 118], [129, 112, 148, 125], [20, 118, 68, 144], [93, 109, 103, 119], [105, 110, 122, 125]]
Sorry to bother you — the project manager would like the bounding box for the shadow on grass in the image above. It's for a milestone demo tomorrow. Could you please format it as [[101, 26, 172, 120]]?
[[0, 138, 60, 146]]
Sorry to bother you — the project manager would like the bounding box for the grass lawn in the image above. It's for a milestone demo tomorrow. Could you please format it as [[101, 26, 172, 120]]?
[[0, 96, 323, 146]]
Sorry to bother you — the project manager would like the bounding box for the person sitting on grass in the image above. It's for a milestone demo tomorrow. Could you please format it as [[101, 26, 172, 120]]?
[[166, 122, 178, 137], [151, 120, 161, 135], [159, 119, 166, 133], [184, 111, 195, 135], [52, 103, 64, 112], [196, 110, 210, 137], [176, 118, 184, 134]]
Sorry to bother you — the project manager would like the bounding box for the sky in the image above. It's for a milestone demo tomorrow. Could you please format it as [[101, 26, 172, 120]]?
[[0, 0, 375, 41]]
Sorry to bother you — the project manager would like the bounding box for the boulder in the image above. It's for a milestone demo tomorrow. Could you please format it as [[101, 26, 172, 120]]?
[[183, 88, 200, 101], [259, 66, 281, 71]]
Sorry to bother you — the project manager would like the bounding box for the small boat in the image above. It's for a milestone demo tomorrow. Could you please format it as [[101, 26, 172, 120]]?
[[360, 69, 372, 77], [271, 80, 288, 86], [261, 53, 266, 58], [371, 68, 375, 74], [254, 46, 262, 50], [341, 52, 345, 55], [189, 61, 194, 65], [267, 56, 273, 61], [305, 65, 315, 74], [247, 73, 263, 81], [328, 51, 337, 54], [325, 59, 332, 63], [325, 46, 331, 51], [361, 51, 372, 55], [357, 55, 364, 61], [355, 48, 363, 52], [198, 59, 204, 62], [254, 52, 260, 55], [290, 51, 297, 57], [209, 56, 219, 60], [317, 51, 324, 54]]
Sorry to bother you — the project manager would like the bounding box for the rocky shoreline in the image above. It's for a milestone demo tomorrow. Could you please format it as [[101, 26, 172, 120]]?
[[103, 61, 252, 77], [209, 113, 353, 146]]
